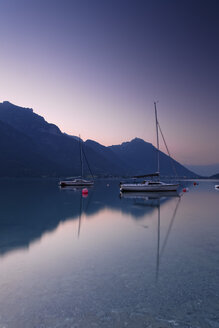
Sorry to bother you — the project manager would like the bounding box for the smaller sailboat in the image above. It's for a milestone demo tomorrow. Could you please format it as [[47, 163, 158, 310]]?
[[59, 177, 94, 187], [120, 102, 179, 192], [59, 136, 94, 187]]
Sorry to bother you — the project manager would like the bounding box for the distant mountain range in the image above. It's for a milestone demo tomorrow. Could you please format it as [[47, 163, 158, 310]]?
[[0, 101, 198, 178], [210, 173, 219, 179], [185, 164, 219, 177]]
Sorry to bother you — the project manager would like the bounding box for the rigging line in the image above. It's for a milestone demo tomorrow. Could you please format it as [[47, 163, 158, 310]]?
[[154, 102, 160, 177], [157, 122, 178, 178], [82, 146, 94, 180], [79, 135, 83, 178]]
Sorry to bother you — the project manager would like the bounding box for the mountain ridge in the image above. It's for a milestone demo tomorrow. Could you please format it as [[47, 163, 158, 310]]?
[[0, 101, 197, 178], [186, 163, 219, 177]]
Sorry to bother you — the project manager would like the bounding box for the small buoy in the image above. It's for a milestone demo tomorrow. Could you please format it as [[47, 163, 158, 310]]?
[[107, 184, 109, 187], [193, 182, 197, 186], [82, 188, 88, 195]]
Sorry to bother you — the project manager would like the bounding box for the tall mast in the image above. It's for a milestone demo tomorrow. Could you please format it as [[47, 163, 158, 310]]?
[[154, 102, 160, 178], [79, 135, 83, 178]]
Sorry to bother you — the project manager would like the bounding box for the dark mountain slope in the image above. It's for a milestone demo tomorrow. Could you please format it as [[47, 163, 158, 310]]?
[[0, 120, 62, 176], [0, 101, 81, 175], [0, 101, 61, 137], [210, 173, 219, 179], [110, 138, 196, 178], [84, 140, 132, 176], [0, 101, 197, 178], [0, 102, 131, 176]]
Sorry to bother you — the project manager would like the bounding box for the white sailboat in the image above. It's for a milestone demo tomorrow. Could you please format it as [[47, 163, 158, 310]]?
[[120, 103, 179, 192], [59, 136, 94, 187]]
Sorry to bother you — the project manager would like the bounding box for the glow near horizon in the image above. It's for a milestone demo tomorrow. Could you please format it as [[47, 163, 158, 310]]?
[[0, 0, 218, 165]]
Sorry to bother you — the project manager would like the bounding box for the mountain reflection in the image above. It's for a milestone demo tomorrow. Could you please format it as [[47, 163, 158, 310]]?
[[0, 179, 181, 257]]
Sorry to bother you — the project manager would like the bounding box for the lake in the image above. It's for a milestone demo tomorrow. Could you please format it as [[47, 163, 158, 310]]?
[[0, 179, 218, 328]]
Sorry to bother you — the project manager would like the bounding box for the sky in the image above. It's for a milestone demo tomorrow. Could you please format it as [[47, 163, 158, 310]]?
[[0, 0, 218, 165]]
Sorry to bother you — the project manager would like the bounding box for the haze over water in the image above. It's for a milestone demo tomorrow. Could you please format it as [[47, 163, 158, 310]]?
[[0, 179, 218, 328]]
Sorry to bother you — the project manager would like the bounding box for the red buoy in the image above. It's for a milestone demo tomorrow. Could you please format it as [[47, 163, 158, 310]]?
[[82, 188, 88, 195], [183, 188, 187, 192], [193, 182, 197, 186]]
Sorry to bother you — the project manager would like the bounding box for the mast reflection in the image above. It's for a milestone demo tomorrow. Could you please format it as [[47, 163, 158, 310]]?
[[120, 190, 181, 281]]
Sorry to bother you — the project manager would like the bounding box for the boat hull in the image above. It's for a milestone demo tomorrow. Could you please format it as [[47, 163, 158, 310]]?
[[59, 180, 94, 187], [120, 183, 179, 192]]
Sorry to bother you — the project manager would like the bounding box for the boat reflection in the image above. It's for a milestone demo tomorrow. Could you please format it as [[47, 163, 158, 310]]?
[[120, 190, 180, 199], [0, 180, 182, 259], [121, 190, 181, 281], [156, 195, 181, 281]]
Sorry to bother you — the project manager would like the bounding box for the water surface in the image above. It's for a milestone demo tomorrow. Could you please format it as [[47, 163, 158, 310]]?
[[0, 179, 218, 328]]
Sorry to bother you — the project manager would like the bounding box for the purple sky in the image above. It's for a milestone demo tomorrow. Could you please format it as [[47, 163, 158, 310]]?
[[0, 0, 218, 165]]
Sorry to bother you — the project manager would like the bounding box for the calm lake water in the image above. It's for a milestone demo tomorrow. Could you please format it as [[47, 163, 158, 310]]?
[[0, 179, 218, 328]]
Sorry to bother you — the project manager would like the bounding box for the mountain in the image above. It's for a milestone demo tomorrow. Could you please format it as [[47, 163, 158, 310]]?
[[109, 138, 196, 177], [0, 102, 80, 176], [84, 139, 133, 176], [0, 119, 59, 177], [210, 173, 219, 179], [0, 101, 130, 177], [185, 164, 219, 177], [0, 101, 197, 178]]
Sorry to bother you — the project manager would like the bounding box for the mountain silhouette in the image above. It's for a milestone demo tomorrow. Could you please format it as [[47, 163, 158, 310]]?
[[109, 138, 194, 177], [210, 173, 219, 179], [0, 101, 197, 178]]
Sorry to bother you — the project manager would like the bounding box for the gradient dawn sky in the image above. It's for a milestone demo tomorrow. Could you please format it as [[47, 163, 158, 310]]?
[[0, 0, 218, 165]]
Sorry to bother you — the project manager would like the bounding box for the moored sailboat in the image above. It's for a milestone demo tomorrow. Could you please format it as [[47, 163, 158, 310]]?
[[120, 103, 179, 192], [59, 136, 94, 187]]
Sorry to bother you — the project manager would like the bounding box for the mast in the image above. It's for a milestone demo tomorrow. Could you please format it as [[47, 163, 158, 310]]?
[[79, 135, 83, 178], [154, 102, 160, 179]]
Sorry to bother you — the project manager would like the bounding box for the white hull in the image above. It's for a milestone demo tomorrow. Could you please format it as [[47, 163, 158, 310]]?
[[59, 179, 94, 187], [120, 183, 179, 192]]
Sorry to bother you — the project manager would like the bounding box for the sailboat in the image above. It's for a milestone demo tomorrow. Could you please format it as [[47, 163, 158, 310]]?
[[59, 136, 94, 187], [120, 103, 179, 192]]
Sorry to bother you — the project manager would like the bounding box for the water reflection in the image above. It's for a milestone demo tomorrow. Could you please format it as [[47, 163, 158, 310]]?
[[0, 179, 218, 328], [0, 179, 182, 258], [155, 195, 181, 282], [120, 190, 181, 281]]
